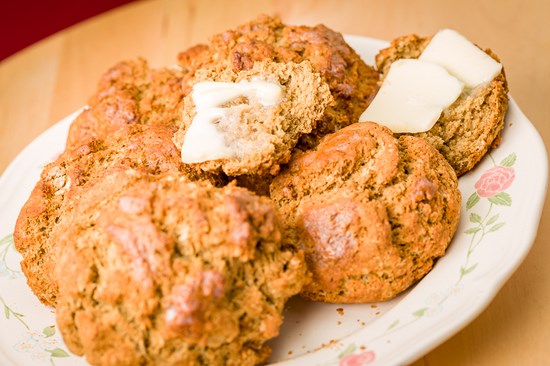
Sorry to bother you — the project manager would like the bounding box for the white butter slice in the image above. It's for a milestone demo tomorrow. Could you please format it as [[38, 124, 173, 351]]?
[[180, 108, 235, 164], [359, 59, 463, 133], [192, 82, 245, 109], [181, 80, 283, 164], [419, 29, 502, 88], [192, 80, 283, 108], [242, 80, 283, 106]]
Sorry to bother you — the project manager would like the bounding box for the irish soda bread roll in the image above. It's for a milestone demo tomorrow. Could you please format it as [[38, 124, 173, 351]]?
[[54, 174, 307, 366], [172, 60, 333, 177], [375, 33, 509, 176], [270, 122, 461, 303], [13, 125, 218, 306], [177, 14, 379, 148], [67, 59, 188, 149]]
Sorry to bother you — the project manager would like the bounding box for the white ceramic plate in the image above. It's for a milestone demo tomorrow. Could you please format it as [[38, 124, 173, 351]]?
[[0, 36, 547, 366]]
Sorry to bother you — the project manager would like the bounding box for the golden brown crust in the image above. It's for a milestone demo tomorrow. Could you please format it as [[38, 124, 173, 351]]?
[[54, 176, 307, 366], [67, 59, 188, 149], [270, 122, 461, 303], [374, 34, 509, 176], [375, 34, 432, 75], [13, 125, 216, 307], [177, 15, 379, 148]]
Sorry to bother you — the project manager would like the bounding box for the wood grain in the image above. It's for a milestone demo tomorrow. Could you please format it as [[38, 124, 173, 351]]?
[[1, 0, 548, 364]]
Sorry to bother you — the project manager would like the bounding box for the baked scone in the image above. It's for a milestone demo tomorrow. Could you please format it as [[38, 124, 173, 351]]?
[[375, 34, 509, 176], [54, 174, 307, 366], [270, 122, 461, 303], [13, 125, 217, 307], [177, 14, 379, 148], [172, 60, 333, 177], [67, 58, 188, 148]]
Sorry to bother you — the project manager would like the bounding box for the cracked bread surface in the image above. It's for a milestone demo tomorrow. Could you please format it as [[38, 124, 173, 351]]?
[[177, 14, 379, 149], [270, 122, 461, 303], [172, 60, 333, 177], [66, 58, 188, 149], [54, 175, 307, 366], [374, 34, 509, 176], [13, 125, 219, 307]]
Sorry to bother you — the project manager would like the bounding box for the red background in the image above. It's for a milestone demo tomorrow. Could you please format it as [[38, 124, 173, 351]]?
[[0, 0, 135, 61]]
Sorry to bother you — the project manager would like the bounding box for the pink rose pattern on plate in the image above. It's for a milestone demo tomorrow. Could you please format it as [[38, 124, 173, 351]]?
[[354, 152, 517, 364], [337, 344, 376, 366], [468, 153, 516, 206], [339, 350, 375, 366], [460, 153, 516, 281], [474, 165, 515, 198]]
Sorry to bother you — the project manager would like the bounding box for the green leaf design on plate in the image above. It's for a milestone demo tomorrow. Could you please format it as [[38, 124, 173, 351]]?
[[488, 192, 512, 206], [388, 319, 400, 330], [46, 348, 70, 358], [0, 233, 22, 279], [488, 222, 506, 233], [460, 263, 478, 276], [0, 234, 13, 245], [466, 192, 480, 210], [486, 214, 500, 226], [412, 308, 428, 318], [43, 325, 56, 337], [464, 227, 482, 235], [337, 343, 356, 359], [469, 213, 482, 223], [500, 153, 517, 167], [0, 296, 29, 329]]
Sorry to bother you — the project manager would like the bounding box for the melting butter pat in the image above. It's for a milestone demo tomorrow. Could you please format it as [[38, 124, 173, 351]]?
[[193, 80, 283, 108], [180, 80, 283, 164], [419, 29, 502, 88], [359, 59, 463, 133], [180, 108, 235, 164]]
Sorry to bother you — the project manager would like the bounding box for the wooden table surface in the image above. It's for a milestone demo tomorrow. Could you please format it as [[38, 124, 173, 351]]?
[[1, 0, 548, 364]]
